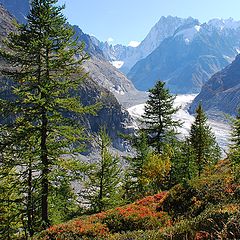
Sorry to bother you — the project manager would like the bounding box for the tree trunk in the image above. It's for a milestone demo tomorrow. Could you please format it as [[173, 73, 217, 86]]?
[[27, 162, 34, 236], [41, 108, 49, 229]]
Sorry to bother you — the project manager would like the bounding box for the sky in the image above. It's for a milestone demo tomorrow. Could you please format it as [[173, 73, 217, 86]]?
[[58, 0, 240, 46]]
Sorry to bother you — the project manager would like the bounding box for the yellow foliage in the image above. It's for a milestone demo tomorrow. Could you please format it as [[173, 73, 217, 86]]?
[[143, 153, 171, 183]]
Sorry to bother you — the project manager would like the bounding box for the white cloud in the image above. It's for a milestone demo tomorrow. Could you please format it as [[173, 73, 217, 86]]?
[[107, 37, 114, 43], [128, 41, 140, 48]]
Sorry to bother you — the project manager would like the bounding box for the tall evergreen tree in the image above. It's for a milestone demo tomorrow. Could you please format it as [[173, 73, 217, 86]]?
[[0, 0, 97, 233], [189, 104, 221, 176], [141, 81, 181, 153], [124, 131, 152, 201], [83, 128, 123, 213], [230, 109, 240, 179]]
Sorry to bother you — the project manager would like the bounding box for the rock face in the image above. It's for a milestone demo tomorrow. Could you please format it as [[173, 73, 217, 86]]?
[[0, 0, 30, 23], [93, 16, 185, 74], [0, 4, 16, 35], [72, 25, 137, 100], [127, 18, 240, 93], [189, 54, 240, 116]]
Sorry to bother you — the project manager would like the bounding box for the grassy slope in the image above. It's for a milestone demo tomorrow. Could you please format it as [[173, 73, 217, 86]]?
[[36, 160, 240, 240]]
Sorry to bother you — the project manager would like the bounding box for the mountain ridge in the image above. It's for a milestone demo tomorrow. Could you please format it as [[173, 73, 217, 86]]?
[[189, 54, 240, 116]]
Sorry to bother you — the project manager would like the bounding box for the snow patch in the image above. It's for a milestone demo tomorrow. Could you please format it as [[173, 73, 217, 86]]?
[[111, 61, 124, 69], [175, 26, 198, 43], [128, 41, 140, 48], [107, 37, 114, 44], [223, 55, 234, 63], [195, 25, 201, 32]]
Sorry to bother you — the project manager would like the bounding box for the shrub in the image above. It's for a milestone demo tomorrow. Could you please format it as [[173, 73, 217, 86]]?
[[35, 192, 170, 239]]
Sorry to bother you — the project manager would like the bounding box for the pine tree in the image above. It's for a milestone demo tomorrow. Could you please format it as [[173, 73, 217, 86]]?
[[170, 138, 196, 184], [189, 104, 221, 176], [83, 128, 123, 213], [0, 0, 98, 233], [125, 131, 152, 201], [141, 81, 181, 153], [230, 109, 240, 179]]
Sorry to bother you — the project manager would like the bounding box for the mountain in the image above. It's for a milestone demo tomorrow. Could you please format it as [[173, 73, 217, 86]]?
[[127, 17, 240, 93], [0, 0, 138, 102], [0, 0, 29, 23], [189, 54, 240, 116], [0, 4, 15, 39], [72, 25, 138, 103], [93, 16, 186, 74], [0, 3, 134, 151]]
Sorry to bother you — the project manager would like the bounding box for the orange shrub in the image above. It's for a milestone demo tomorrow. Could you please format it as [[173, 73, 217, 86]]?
[[36, 192, 170, 240]]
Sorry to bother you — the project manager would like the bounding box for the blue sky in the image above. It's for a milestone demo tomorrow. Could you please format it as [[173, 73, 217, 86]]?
[[58, 0, 240, 46]]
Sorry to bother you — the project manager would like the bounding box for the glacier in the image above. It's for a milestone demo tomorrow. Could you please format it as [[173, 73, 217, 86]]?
[[127, 94, 231, 153]]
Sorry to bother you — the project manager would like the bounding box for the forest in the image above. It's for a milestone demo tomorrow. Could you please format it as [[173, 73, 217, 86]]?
[[0, 0, 239, 239]]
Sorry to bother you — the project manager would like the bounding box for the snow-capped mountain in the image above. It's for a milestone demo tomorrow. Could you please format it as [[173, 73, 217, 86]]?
[[93, 16, 186, 73], [126, 17, 240, 93]]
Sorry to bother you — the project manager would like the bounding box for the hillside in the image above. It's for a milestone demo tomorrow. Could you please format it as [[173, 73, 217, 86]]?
[[0, 4, 133, 151], [190, 54, 240, 116], [0, 0, 29, 23], [36, 160, 240, 240]]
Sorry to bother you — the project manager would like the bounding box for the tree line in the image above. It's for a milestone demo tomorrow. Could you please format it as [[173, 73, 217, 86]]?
[[0, 0, 239, 239]]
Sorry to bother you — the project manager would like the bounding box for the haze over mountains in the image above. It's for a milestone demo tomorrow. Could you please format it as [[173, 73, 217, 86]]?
[[0, 0, 239, 118], [96, 16, 240, 94]]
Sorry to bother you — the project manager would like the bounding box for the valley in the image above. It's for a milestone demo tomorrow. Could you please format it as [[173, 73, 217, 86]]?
[[128, 94, 231, 152], [0, 0, 239, 239]]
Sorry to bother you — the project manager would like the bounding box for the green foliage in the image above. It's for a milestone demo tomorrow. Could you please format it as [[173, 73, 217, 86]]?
[[125, 131, 172, 200], [142, 152, 171, 192], [124, 131, 152, 200], [0, 168, 24, 239], [170, 139, 196, 184], [189, 103, 221, 176], [141, 81, 181, 154], [0, 0, 98, 235], [161, 160, 236, 220], [230, 109, 240, 181], [83, 128, 123, 213]]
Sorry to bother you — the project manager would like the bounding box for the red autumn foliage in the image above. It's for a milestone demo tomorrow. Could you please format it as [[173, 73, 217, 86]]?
[[37, 192, 170, 239]]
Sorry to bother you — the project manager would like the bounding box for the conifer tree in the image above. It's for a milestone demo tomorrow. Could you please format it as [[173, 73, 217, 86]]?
[[230, 109, 240, 179], [0, 0, 97, 233], [83, 128, 123, 213], [189, 104, 221, 176], [124, 131, 152, 200], [141, 81, 181, 153]]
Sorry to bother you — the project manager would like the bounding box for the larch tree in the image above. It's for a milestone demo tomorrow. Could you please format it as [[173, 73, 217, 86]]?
[[124, 131, 152, 201], [0, 0, 98, 234], [141, 81, 181, 154], [83, 128, 123, 213], [189, 103, 221, 177], [230, 109, 240, 179]]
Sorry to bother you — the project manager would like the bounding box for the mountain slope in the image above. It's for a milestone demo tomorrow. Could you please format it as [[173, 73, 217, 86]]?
[[0, 0, 29, 23], [0, 4, 134, 151], [127, 18, 240, 93], [189, 54, 240, 116], [93, 16, 186, 74]]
